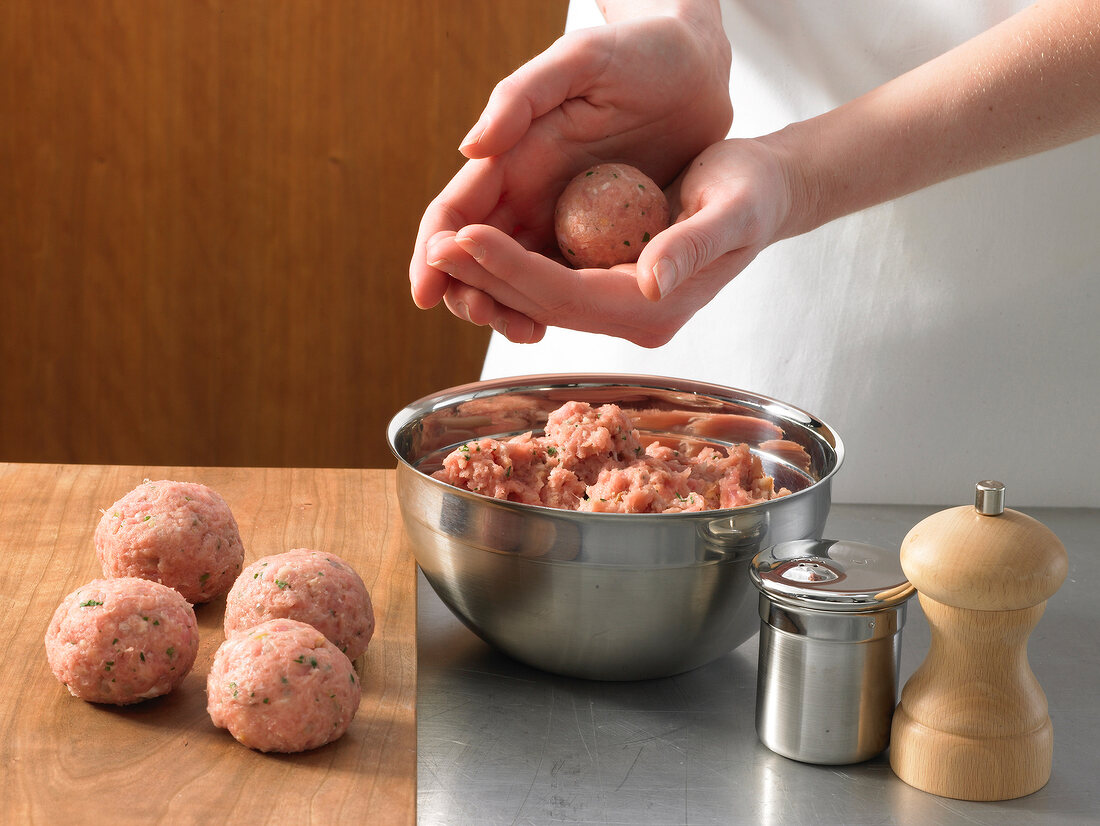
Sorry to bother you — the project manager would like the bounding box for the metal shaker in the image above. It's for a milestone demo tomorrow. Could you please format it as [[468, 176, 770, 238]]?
[[750, 539, 915, 764]]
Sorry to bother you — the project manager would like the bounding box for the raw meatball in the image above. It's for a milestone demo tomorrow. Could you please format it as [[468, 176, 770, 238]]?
[[554, 162, 670, 269], [45, 577, 199, 705], [206, 618, 361, 753], [224, 549, 375, 661], [95, 479, 244, 603]]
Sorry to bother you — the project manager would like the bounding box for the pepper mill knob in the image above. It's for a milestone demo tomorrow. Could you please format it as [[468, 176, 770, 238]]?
[[889, 481, 1068, 800]]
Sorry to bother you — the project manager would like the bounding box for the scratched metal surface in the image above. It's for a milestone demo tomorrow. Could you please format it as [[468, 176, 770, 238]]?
[[416, 504, 1099, 825]]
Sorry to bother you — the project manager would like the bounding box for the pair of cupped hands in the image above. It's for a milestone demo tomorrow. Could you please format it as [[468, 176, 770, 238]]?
[[410, 14, 795, 348]]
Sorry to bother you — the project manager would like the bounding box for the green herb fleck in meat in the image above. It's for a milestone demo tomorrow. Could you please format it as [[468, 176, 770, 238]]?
[[275, 579, 289, 590], [642, 232, 651, 242], [200, 572, 210, 583], [79, 599, 103, 608], [166, 647, 175, 658]]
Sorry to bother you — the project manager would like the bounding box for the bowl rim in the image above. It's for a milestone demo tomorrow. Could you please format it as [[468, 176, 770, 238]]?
[[387, 372, 844, 519]]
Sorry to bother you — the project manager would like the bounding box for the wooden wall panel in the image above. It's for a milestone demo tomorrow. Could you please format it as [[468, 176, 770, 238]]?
[[0, 1, 567, 468]]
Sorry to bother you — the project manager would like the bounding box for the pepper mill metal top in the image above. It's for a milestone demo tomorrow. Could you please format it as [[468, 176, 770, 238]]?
[[974, 479, 1006, 515]]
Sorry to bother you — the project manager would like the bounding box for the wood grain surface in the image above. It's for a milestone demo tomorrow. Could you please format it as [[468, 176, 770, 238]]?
[[0, 463, 416, 825], [0, 1, 567, 469]]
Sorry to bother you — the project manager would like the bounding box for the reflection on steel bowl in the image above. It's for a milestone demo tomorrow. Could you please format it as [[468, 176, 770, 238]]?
[[388, 374, 844, 680]]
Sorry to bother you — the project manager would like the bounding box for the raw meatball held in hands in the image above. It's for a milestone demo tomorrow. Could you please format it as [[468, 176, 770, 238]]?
[[422, 137, 793, 348], [409, 1, 733, 343]]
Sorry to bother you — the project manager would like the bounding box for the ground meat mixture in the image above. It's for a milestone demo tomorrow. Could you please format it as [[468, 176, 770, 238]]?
[[433, 401, 789, 513]]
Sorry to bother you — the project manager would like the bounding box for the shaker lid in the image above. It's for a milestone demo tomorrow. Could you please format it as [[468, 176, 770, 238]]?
[[750, 539, 914, 611]]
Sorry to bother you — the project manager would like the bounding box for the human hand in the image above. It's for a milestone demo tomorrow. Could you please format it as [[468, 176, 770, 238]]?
[[410, 6, 733, 336], [425, 137, 796, 347]]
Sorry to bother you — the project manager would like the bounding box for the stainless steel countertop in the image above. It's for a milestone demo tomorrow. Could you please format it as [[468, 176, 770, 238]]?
[[417, 504, 1098, 825]]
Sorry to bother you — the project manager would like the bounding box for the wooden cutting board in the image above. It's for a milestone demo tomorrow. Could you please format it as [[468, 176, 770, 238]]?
[[0, 463, 416, 825]]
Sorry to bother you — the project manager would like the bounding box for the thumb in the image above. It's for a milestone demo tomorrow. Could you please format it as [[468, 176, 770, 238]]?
[[637, 203, 747, 301], [460, 40, 575, 158], [460, 93, 533, 159], [461, 34, 603, 158]]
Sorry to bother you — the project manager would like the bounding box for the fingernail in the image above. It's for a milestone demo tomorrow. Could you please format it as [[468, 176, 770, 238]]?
[[427, 255, 453, 274], [453, 300, 470, 322], [653, 257, 678, 297], [455, 236, 486, 262], [460, 119, 486, 150]]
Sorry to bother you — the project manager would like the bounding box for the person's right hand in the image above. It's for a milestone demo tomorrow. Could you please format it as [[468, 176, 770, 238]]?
[[409, 3, 734, 338]]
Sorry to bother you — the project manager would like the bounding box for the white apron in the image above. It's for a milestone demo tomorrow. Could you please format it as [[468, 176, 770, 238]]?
[[481, 0, 1100, 506]]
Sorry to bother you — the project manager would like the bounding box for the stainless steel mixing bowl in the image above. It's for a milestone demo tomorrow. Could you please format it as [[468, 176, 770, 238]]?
[[388, 374, 843, 680]]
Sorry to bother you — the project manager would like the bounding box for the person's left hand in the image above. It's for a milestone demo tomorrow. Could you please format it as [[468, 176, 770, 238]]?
[[426, 136, 796, 347]]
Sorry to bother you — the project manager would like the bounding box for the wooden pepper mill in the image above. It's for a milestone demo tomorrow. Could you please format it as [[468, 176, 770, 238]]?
[[890, 480, 1068, 801]]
